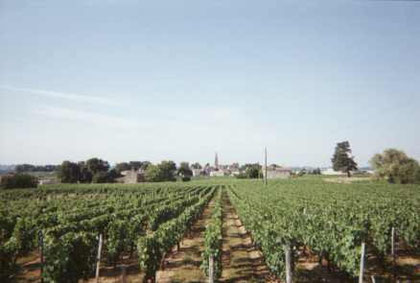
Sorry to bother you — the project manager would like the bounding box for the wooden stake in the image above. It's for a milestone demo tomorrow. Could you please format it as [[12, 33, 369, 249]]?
[[119, 265, 127, 283], [264, 147, 268, 186], [39, 231, 44, 283], [391, 227, 397, 281], [391, 227, 395, 257], [371, 275, 376, 283], [209, 255, 214, 283], [284, 244, 292, 283], [95, 234, 103, 283], [359, 242, 365, 283]]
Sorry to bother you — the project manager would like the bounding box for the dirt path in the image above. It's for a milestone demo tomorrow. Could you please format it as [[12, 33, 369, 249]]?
[[155, 199, 216, 283], [219, 193, 273, 283]]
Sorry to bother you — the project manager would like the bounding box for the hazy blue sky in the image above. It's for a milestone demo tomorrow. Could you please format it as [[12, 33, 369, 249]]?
[[1, 0, 419, 167]]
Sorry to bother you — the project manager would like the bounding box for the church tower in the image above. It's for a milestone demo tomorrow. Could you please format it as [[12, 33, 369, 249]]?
[[214, 152, 219, 169]]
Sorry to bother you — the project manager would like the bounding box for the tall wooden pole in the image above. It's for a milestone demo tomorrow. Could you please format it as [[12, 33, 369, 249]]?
[[209, 255, 214, 283], [391, 227, 395, 257], [264, 147, 268, 186], [95, 234, 103, 283], [39, 231, 44, 283], [359, 242, 365, 283], [284, 244, 292, 283]]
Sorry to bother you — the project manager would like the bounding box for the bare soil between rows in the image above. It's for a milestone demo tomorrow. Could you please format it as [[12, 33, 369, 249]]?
[[219, 192, 275, 283]]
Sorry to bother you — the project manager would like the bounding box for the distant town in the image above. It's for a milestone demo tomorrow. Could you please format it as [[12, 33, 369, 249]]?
[[0, 152, 374, 187]]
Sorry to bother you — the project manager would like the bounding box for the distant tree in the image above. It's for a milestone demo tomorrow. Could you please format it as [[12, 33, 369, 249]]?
[[129, 161, 143, 170], [191, 162, 202, 170], [140, 161, 152, 170], [15, 164, 59, 173], [107, 169, 120, 182], [78, 161, 93, 183], [298, 168, 307, 177], [144, 164, 163, 182], [230, 162, 240, 170], [331, 141, 358, 177], [58, 161, 80, 183], [158, 161, 177, 181], [370, 149, 420, 184], [0, 174, 38, 189], [312, 168, 322, 175], [239, 163, 262, 179], [115, 162, 131, 173], [86, 158, 110, 175], [15, 164, 35, 173], [178, 162, 193, 181], [92, 172, 108, 183], [92, 169, 119, 183]]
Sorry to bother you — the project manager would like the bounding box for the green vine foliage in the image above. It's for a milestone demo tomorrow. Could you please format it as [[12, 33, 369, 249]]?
[[0, 184, 211, 281], [43, 232, 97, 282], [228, 180, 420, 279], [137, 235, 161, 281], [0, 237, 19, 280], [201, 190, 222, 279], [137, 188, 215, 282]]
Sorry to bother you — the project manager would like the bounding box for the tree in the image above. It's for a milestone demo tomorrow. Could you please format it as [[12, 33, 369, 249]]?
[[15, 164, 35, 173], [129, 161, 143, 170], [141, 161, 152, 170], [331, 141, 358, 177], [370, 149, 420, 184], [78, 162, 93, 183], [238, 163, 262, 179], [92, 169, 119, 183], [178, 162, 193, 181], [311, 168, 321, 175], [143, 161, 177, 182], [144, 165, 163, 182], [191, 162, 202, 170], [86, 158, 110, 175], [15, 164, 59, 173], [58, 161, 80, 183], [0, 174, 38, 189], [115, 162, 131, 173], [158, 161, 177, 181]]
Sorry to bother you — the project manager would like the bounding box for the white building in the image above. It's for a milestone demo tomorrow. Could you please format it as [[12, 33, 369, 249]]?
[[321, 168, 345, 176], [262, 166, 292, 179]]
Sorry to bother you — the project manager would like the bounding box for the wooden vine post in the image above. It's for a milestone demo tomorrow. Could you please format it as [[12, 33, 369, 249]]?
[[39, 231, 44, 283], [391, 227, 395, 257], [359, 242, 366, 283], [95, 234, 103, 283], [391, 227, 397, 280], [264, 147, 268, 186], [209, 255, 215, 283], [118, 265, 127, 283], [284, 244, 292, 283]]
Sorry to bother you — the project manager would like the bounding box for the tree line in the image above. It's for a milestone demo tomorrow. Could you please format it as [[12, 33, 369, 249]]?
[[15, 164, 59, 173], [2, 142, 419, 188], [58, 159, 194, 183], [332, 141, 420, 184]]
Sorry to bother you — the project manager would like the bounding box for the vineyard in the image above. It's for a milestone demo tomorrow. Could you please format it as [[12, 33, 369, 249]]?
[[1, 178, 419, 282]]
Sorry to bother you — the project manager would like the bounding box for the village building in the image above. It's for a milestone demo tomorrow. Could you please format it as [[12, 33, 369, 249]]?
[[116, 169, 145, 184], [192, 168, 203, 177], [210, 170, 226, 177], [38, 177, 59, 185], [321, 168, 345, 176], [262, 165, 292, 179]]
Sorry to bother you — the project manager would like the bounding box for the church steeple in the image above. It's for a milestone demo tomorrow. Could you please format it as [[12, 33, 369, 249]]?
[[215, 152, 219, 169]]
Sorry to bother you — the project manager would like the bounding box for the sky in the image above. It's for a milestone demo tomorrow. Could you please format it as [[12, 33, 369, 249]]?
[[0, 0, 419, 167]]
